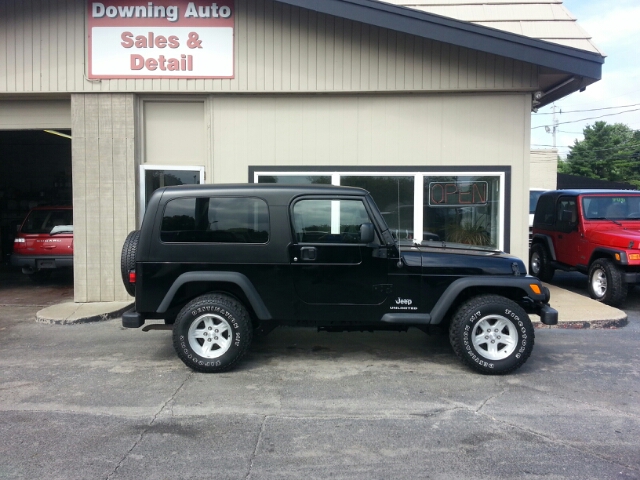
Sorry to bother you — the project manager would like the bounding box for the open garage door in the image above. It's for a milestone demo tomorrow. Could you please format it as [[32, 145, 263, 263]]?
[[0, 100, 73, 290]]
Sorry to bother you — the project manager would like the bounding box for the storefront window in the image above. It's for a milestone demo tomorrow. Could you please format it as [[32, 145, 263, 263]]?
[[341, 176, 415, 241], [257, 175, 331, 185], [140, 165, 204, 220], [423, 176, 500, 248], [253, 170, 505, 250]]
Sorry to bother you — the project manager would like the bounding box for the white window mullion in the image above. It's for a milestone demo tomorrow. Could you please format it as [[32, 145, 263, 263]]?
[[331, 200, 341, 234], [413, 173, 424, 243]]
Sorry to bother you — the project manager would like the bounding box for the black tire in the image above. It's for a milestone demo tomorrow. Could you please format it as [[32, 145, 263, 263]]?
[[529, 243, 554, 282], [449, 294, 535, 375], [587, 259, 627, 307], [172, 294, 253, 373], [120, 230, 140, 296]]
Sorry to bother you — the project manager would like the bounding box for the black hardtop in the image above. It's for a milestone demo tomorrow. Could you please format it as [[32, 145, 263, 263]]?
[[152, 183, 370, 206]]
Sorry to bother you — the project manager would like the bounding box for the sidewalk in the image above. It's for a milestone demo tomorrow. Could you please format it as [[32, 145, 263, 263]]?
[[34, 283, 628, 328]]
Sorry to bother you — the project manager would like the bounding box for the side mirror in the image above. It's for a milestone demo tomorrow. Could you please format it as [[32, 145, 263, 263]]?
[[360, 223, 375, 243]]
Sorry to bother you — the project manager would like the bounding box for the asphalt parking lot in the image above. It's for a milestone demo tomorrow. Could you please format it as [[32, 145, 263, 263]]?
[[1, 267, 639, 479]]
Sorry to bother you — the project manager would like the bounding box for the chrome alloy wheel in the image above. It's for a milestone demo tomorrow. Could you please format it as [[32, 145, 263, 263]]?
[[187, 314, 232, 359], [590, 267, 607, 298], [471, 315, 518, 361], [530, 251, 541, 275]]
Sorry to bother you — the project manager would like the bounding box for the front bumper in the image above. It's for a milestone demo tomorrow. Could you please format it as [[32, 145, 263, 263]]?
[[10, 254, 73, 272], [537, 304, 559, 325]]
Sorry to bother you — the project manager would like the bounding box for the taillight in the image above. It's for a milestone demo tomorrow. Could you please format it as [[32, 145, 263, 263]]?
[[13, 237, 26, 251], [128, 270, 136, 284]]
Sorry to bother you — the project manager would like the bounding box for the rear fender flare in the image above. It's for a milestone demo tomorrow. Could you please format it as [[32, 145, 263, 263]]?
[[531, 234, 556, 261], [157, 272, 272, 320]]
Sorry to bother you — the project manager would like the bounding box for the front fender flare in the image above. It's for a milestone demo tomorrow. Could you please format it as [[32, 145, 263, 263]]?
[[157, 271, 272, 320], [429, 275, 548, 325]]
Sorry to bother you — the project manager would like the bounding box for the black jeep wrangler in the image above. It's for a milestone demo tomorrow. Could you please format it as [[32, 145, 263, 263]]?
[[121, 184, 557, 375]]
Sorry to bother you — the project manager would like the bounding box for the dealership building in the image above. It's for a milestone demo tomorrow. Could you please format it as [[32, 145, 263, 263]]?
[[0, 0, 604, 302]]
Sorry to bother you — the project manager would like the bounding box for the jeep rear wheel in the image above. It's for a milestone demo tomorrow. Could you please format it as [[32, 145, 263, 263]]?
[[588, 259, 627, 307], [172, 294, 252, 373], [529, 243, 554, 282], [449, 295, 535, 375]]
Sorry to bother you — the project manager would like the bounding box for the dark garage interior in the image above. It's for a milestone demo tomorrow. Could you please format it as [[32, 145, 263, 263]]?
[[0, 130, 72, 265]]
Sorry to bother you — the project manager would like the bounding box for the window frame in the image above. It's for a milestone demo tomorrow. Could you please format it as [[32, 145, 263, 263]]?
[[139, 164, 205, 223], [252, 168, 507, 251]]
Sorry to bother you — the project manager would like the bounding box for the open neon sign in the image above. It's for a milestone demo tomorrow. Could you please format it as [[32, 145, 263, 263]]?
[[428, 181, 488, 207]]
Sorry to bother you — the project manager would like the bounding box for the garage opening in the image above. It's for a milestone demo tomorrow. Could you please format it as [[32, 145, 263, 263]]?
[[0, 129, 74, 292]]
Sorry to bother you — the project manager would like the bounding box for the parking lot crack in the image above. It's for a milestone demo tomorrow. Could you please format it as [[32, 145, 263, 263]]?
[[245, 415, 268, 480], [474, 410, 640, 474], [105, 371, 193, 480], [475, 388, 508, 413]]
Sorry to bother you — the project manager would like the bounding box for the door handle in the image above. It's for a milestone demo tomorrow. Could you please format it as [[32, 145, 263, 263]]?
[[300, 246, 317, 261]]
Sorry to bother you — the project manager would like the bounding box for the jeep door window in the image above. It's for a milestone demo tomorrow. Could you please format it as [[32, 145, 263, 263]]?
[[161, 197, 269, 243], [292, 199, 371, 244]]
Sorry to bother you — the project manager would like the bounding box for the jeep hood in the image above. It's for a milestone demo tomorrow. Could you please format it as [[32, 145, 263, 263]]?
[[401, 243, 527, 276], [588, 226, 640, 249]]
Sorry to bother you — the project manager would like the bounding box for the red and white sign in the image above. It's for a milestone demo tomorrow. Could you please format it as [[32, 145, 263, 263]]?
[[88, 1, 234, 79]]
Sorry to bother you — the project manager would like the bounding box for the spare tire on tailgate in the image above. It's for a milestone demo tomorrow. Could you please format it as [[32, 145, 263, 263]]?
[[120, 230, 140, 296]]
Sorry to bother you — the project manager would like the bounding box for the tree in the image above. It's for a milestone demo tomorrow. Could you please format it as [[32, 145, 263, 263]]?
[[558, 121, 640, 188]]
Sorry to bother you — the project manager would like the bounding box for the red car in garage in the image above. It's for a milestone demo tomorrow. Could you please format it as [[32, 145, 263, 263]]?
[[10, 206, 73, 281]]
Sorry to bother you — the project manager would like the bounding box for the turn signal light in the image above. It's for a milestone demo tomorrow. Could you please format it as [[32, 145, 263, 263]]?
[[128, 271, 136, 284], [529, 284, 542, 295], [629, 254, 640, 261]]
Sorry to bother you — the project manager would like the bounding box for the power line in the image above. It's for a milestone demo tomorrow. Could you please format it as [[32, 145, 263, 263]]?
[[531, 108, 640, 129], [533, 103, 640, 115]]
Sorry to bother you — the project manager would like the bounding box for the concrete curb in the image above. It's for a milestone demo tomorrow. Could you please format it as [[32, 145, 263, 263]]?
[[532, 316, 628, 329], [36, 302, 133, 325]]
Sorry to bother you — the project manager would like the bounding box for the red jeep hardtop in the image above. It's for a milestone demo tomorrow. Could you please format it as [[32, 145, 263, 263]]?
[[530, 190, 640, 306]]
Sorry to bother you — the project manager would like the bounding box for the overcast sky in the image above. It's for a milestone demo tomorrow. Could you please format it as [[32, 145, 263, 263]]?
[[530, 0, 640, 158]]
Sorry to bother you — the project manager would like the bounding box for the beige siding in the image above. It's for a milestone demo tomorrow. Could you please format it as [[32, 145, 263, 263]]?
[[0, 100, 71, 129], [209, 93, 532, 261], [530, 149, 558, 190], [1, 0, 538, 94], [143, 101, 207, 165], [71, 93, 136, 302]]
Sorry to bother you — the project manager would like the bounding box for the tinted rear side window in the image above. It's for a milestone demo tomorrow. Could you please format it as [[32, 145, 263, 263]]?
[[533, 196, 556, 226], [161, 197, 269, 243]]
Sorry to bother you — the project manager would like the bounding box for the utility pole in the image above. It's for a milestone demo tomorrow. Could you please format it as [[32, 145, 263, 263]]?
[[545, 103, 560, 148]]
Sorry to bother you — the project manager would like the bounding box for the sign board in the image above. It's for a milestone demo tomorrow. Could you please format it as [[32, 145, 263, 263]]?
[[87, 1, 234, 79], [428, 181, 488, 207]]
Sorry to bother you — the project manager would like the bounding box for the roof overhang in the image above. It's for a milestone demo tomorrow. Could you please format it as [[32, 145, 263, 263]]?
[[275, 0, 604, 107]]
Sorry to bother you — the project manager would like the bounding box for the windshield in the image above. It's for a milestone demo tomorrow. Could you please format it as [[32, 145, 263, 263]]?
[[582, 195, 640, 220], [21, 209, 73, 234]]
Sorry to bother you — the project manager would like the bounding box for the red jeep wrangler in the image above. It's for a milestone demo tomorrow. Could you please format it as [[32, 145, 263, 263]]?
[[10, 206, 74, 282], [530, 190, 640, 306]]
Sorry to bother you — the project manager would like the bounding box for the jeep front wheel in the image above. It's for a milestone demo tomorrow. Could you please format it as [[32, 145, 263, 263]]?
[[529, 243, 554, 282], [172, 294, 253, 373], [449, 295, 535, 375], [588, 259, 627, 307]]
